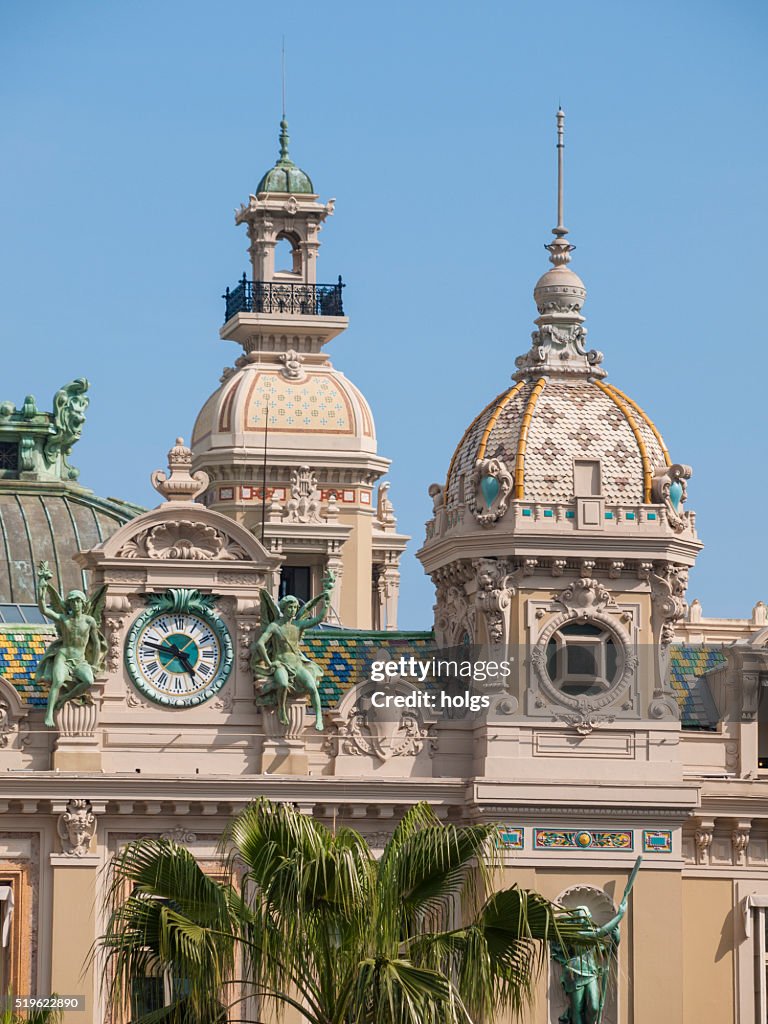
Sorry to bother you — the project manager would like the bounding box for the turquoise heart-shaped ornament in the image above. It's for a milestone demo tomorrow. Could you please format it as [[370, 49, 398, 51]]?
[[669, 480, 683, 511], [480, 475, 500, 508]]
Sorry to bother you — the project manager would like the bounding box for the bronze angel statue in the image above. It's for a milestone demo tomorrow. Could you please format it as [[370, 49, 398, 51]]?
[[250, 570, 334, 732], [35, 561, 107, 728]]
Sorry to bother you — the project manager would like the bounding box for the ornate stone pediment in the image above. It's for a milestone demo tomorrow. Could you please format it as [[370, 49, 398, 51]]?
[[117, 520, 249, 561]]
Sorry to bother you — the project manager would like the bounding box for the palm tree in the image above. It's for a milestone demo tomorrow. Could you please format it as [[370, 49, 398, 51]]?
[[98, 800, 600, 1024]]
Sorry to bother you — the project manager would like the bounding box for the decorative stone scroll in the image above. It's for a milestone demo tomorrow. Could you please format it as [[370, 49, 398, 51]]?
[[652, 463, 692, 533], [469, 458, 514, 525]]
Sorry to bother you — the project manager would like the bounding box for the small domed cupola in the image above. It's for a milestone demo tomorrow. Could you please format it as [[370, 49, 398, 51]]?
[[256, 119, 315, 195]]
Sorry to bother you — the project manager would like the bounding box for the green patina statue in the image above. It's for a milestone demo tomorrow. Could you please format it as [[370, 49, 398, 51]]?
[[44, 377, 90, 479], [551, 857, 642, 1024], [36, 561, 107, 728], [250, 570, 334, 732]]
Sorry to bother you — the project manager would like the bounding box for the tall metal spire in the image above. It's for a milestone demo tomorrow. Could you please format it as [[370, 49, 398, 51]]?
[[545, 107, 575, 267], [278, 39, 292, 164]]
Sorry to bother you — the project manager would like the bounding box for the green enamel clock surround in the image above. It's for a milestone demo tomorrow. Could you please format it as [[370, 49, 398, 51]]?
[[125, 589, 234, 708]]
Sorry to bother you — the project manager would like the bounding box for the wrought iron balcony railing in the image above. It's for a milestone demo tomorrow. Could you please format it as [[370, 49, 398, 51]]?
[[222, 276, 345, 321]]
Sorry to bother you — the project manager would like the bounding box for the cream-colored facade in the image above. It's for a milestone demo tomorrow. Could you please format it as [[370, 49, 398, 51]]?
[[0, 115, 766, 1024]]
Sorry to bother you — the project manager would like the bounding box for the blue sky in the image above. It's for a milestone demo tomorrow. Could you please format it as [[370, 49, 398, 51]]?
[[0, 1, 765, 628]]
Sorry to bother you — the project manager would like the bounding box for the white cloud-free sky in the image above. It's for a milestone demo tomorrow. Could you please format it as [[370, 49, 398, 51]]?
[[0, 0, 765, 627]]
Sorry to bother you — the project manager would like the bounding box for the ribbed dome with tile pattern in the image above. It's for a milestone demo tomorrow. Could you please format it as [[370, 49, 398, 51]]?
[[192, 361, 377, 458], [446, 377, 669, 506]]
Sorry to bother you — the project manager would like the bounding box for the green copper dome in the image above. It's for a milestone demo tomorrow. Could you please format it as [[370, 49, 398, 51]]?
[[256, 119, 314, 195]]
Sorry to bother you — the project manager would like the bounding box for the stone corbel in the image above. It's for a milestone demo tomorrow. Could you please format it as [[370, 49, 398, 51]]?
[[693, 818, 715, 866], [731, 819, 752, 866]]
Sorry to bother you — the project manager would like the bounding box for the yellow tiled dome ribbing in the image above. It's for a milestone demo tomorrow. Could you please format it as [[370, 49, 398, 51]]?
[[446, 377, 669, 506]]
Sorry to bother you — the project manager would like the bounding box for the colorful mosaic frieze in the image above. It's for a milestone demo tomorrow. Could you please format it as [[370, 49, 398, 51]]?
[[534, 829, 633, 851], [497, 827, 524, 850], [642, 830, 673, 853]]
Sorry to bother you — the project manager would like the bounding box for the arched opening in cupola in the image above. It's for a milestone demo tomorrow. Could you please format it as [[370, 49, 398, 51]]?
[[274, 232, 302, 276]]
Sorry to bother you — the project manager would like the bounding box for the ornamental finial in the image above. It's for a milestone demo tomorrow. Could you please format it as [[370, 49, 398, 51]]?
[[545, 107, 576, 267], [278, 118, 291, 164], [151, 437, 209, 503]]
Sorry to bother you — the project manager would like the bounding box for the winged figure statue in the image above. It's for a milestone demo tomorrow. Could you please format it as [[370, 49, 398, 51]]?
[[35, 561, 107, 728], [250, 570, 334, 732]]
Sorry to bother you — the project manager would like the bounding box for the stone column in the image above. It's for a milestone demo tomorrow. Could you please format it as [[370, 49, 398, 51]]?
[[382, 565, 401, 631], [372, 566, 385, 631]]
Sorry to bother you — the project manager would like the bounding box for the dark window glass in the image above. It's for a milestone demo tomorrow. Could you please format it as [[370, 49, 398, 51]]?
[[0, 443, 18, 474], [279, 566, 311, 604], [561, 622, 603, 637], [546, 637, 558, 682], [606, 637, 618, 682], [567, 643, 598, 676]]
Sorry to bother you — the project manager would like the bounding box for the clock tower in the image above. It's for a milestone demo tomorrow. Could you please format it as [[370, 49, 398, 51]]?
[[191, 119, 408, 629]]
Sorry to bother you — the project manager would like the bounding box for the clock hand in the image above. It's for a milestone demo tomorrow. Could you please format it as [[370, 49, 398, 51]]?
[[143, 641, 196, 677], [143, 641, 182, 658], [175, 650, 197, 679]]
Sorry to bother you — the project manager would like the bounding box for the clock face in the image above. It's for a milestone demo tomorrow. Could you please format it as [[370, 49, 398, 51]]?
[[125, 606, 233, 708]]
